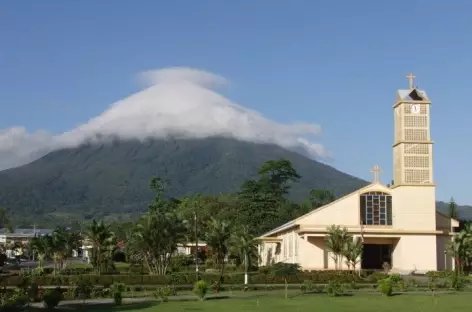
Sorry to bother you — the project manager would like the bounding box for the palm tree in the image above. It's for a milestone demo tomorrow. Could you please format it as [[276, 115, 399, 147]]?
[[447, 223, 472, 274], [87, 220, 116, 275], [51, 227, 82, 271], [325, 225, 350, 270], [30, 235, 52, 270], [230, 225, 259, 285], [205, 218, 232, 284], [342, 237, 363, 272]]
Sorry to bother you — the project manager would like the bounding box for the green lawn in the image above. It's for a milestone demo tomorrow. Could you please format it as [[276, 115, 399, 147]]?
[[42, 293, 472, 312]]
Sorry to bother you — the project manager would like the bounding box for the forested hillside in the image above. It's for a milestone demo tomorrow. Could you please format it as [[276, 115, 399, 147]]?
[[0, 137, 367, 225]]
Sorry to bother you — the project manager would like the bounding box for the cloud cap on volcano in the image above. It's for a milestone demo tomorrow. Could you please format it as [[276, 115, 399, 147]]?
[[0, 67, 329, 170]]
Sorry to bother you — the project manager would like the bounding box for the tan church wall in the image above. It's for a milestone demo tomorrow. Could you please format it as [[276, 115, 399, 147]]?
[[392, 235, 437, 272], [297, 236, 357, 270], [297, 192, 360, 227], [296, 236, 325, 270], [259, 228, 300, 266], [259, 241, 278, 266], [391, 186, 436, 231], [435, 212, 455, 231], [435, 235, 453, 271]]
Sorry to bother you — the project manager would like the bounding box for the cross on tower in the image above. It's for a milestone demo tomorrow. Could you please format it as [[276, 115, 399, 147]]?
[[406, 73, 416, 89], [370, 165, 382, 183]]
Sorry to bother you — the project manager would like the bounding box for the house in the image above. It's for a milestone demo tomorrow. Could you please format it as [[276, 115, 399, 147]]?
[[0, 228, 53, 259], [77, 239, 207, 263]]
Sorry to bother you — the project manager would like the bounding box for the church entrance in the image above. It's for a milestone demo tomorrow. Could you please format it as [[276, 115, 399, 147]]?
[[361, 244, 392, 270]]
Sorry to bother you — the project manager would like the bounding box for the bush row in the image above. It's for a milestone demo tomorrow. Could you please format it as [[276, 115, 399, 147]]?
[[0, 271, 388, 286], [18, 264, 242, 276]]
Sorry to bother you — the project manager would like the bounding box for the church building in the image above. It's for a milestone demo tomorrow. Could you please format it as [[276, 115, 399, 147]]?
[[258, 74, 458, 273]]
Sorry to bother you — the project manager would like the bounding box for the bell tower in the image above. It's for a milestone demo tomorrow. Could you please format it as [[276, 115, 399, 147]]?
[[392, 74, 434, 187]]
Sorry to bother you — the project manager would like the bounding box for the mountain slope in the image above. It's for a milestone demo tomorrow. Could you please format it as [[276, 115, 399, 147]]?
[[0, 137, 470, 223], [0, 137, 367, 218]]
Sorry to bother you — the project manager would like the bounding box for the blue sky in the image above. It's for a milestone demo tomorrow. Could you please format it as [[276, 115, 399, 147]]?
[[1, 0, 471, 204]]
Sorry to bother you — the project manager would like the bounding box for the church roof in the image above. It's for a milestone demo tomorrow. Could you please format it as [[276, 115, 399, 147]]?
[[258, 182, 460, 239], [261, 220, 296, 237], [396, 88, 429, 101], [258, 182, 389, 238]]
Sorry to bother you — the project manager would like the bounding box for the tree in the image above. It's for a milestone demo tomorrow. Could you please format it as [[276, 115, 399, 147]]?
[[230, 225, 259, 285], [178, 194, 211, 241], [342, 237, 363, 272], [30, 235, 53, 270], [258, 159, 301, 198], [325, 225, 350, 270], [309, 190, 336, 209], [447, 223, 472, 274], [237, 159, 301, 235], [87, 220, 116, 275], [449, 197, 458, 219], [0, 207, 13, 232], [51, 227, 82, 271], [128, 177, 186, 275], [205, 217, 232, 285]]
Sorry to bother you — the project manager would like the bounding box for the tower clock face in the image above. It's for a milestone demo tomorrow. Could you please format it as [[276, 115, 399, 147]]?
[[411, 104, 420, 114]]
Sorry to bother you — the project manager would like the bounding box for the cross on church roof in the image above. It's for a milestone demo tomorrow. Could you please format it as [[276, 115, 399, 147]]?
[[370, 165, 382, 183], [406, 73, 416, 89]]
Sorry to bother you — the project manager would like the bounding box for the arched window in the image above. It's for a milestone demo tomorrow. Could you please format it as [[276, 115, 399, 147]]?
[[360, 192, 392, 225]]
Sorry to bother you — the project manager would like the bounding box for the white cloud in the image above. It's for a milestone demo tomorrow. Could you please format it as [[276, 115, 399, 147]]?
[[0, 67, 329, 170], [0, 127, 56, 170]]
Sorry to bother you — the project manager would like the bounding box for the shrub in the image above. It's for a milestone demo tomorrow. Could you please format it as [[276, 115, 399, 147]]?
[[103, 288, 111, 297], [300, 280, 313, 293], [111, 282, 126, 306], [397, 279, 408, 292], [450, 271, 466, 291], [0, 289, 29, 311], [211, 281, 221, 293], [113, 291, 122, 306], [325, 280, 344, 297], [407, 278, 419, 288], [43, 288, 62, 309], [111, 282, 126, 293], [349, 280, 358, 290], [378, 278, 393, 296], [75, 280, 93, 302], [263, 263, 301, 277], [193, 280, 208, 301], [364, 272, 388, 283], [171, 255, 194, 272], [91, 286, 104, 299], [28, 283, 41, 302], [205, 259, 215, 268], [427, 274, 438, 293], [427, 270, 453, 278], [0, 270, 393, 287], [64, 284, 77, 300], [20, 267, 44, 278], [154, 286, 174, 302], [389, 274, 402, 284]]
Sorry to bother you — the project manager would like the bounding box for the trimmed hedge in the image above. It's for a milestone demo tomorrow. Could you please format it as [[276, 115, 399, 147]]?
[[32, 265, 239, 276], [0, 271, 388, 286]]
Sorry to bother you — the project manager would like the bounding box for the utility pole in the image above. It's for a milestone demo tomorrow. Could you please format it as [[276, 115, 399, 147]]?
[[194, 211, 199, 280], [32, 223, 36, 261]]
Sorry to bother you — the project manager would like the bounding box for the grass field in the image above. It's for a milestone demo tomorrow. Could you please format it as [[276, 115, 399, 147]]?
[[38, 293, 472, 312]]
